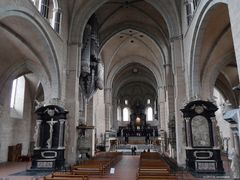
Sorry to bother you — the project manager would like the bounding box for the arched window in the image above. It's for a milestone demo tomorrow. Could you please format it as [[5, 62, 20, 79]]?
[[123, 107, 129, 121], [185, 1, 193, 25], [146, 107, 153, 121], [39, 0, 50, 18], [52, 9, 61, 33], [10, 76, 26, 118], [117, 106, 121, 121], [147, 99, 151, 104], [32, 0, 62, 33]]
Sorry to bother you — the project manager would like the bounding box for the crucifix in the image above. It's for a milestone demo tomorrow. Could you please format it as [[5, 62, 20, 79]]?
[[47, 118, 58, 149]]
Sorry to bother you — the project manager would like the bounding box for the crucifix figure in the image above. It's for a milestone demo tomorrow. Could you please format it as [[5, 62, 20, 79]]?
[[46, 117, 58, 149]]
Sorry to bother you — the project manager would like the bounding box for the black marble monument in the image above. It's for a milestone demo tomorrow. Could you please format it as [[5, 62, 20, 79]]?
[[181, 100, 224, 173], [31, 105, 68, 170]]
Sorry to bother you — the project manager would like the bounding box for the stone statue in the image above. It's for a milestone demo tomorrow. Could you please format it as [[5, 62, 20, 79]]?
[[121, 128, 123, 137], [230, 148, 240, 179], [33, 124, 39, 148]]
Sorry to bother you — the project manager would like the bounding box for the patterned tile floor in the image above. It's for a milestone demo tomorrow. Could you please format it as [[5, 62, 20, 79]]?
[[0, 155, 233, 180]]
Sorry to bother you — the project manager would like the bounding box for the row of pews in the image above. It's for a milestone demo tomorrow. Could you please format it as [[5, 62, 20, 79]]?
[[44, 152, 122, 180], [137, 152, 177, 180]]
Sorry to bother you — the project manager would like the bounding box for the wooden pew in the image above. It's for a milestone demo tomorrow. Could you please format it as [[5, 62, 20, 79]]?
[[137, 152, 177, 180], [71, 152, 122, 176], [44, 172, 88, 180], [137, 175, 177, 180], [44, 152, 122, 179], [72, 163, 105, 176]]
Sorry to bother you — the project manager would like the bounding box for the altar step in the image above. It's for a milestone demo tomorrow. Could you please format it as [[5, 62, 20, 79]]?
[[116, 144, 159, 154], [118, 136, 157, 144]]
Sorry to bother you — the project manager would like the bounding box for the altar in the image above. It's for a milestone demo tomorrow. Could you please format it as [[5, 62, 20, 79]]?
[[117, 111, 158, 144], [128, 136, 145, 144]]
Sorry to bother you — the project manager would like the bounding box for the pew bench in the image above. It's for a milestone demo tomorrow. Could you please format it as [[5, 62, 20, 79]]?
[[43, 172, 89, 180], [137, 175, 177, 180]]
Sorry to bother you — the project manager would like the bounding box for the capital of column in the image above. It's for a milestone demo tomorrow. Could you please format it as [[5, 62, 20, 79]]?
[[59, 119, 66, 124], [185, 117, 190, 122]]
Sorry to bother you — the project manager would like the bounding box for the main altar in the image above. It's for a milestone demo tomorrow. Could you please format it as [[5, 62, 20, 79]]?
[[117, 105, 158, 144]]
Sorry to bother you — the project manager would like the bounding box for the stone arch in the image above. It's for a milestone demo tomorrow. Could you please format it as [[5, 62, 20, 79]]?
[[105, 55, 164, 90], [0, 60, 50, 101], [201, 51, 236, 103], [0, 10, 61, 99], [113, 76, 157, 99], [190, 1, 230, 98]]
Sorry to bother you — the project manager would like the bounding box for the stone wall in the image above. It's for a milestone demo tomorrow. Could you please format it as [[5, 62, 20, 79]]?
[[0, 76, 34, 162]]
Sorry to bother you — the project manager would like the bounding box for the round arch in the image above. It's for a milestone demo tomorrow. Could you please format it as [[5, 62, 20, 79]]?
[[0, 59, 51, 100], [201, 51, 236, 103], [0, 10, 61, 99], [189, 1, 230, 98], [105, 55, 164, 89]]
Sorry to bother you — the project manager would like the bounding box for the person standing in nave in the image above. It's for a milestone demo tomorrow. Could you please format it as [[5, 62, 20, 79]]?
[[131, 146, 134, 155], [134, 146, 137, 155]]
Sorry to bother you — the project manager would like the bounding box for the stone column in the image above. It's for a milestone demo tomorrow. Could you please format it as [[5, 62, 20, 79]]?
[[158, 86, 166, 130], [112, 99, 117, 129], [171, 35, 186, 167], [229, 3, 240, 149], [65, 43, 80, 165], [58, 119, 66, 149], [210, 117, 219, 148], [165, 64, 175, 134], [86, 98, 95, 157], [228, 3, 240, 149], [228, 1, 240, 79], [105, 88, 112, 130], [34, 120, 42, 149], [160, 130, 166, 153]]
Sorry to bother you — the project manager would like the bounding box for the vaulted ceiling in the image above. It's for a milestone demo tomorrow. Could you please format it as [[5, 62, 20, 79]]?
[[94, 0, 171, 98]]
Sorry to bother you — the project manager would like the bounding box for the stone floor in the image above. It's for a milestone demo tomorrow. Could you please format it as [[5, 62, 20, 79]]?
[[0, 155, 233, 180]]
